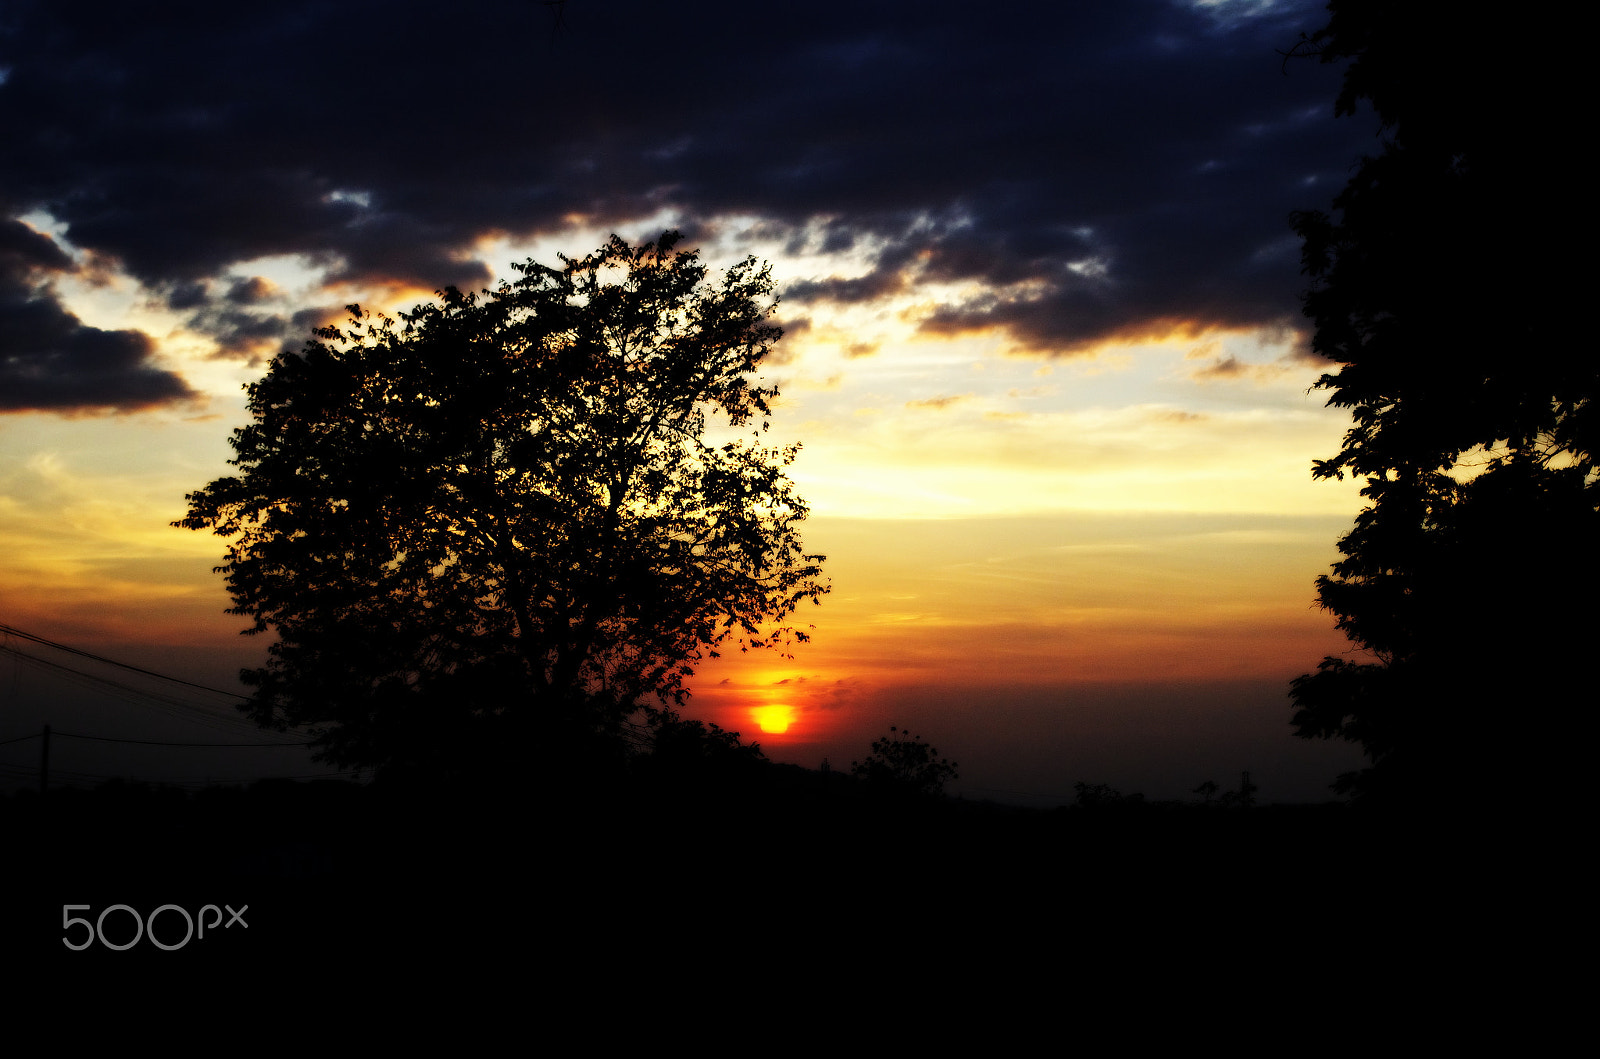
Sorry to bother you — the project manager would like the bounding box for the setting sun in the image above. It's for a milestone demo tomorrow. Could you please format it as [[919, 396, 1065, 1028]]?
[[751, 704, 795, 735]]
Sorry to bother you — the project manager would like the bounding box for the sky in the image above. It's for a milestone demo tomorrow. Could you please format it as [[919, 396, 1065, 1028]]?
[[0, 0, 1379, 803]]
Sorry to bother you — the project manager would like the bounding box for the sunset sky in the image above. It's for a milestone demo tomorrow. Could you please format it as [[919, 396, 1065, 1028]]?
[[0, 0, 1378, 802]]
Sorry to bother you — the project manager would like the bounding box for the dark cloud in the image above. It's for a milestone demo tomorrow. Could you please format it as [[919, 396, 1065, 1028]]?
[[289, 305, 346, 334], [0, 217, 73, 272], [762, 316, 812, 365], [225, 276, 274, 304], [784, 269, 910, 306], [174, 274, 299, 358], [1193, 353, 1250, 379], [0, 0, 1367, 406], [165, 281, 210, 311], [202, 308, 291, 357], [0, 219, 194, 412]]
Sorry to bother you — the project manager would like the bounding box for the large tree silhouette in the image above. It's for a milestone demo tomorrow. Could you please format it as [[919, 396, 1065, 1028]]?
[[1287, 4, 1594, 803], [179, 232, 827, 779]]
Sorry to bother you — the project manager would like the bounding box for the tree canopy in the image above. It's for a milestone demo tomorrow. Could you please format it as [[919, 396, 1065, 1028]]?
[[1287, 4, 1594, 803], [179, 232, 827, 779]]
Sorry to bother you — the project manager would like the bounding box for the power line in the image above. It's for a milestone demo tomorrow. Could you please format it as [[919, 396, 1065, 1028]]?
[[0, 762, 365, 790], [0, 621, 250, 701], [0, 622, 358, 793], [52, 731, 310, 748], [0, 641, 266, 736], [0, 621, 317, 739]]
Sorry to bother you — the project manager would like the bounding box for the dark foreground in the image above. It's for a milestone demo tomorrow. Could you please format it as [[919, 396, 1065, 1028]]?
[[2, 764, 1560, 1016]]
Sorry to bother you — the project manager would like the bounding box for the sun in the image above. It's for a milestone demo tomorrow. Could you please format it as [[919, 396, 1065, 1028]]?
[[751, 704, 794, 734]]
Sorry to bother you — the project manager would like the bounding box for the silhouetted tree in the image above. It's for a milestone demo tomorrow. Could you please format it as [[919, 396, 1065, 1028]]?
[[1287, 5, 1594, 803], [851, 726, 959, 797], [178, 232, 827, 778]]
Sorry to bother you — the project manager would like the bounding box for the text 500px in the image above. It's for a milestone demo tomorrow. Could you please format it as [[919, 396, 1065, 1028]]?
[[62, 904, 248, 951]]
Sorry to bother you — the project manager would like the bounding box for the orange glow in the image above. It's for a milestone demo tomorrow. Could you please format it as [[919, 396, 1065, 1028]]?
[[751, 704, 795, 734]]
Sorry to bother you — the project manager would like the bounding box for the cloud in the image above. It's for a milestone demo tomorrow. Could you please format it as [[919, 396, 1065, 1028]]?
[[1193, 351, 1249, 378], [784, 270, 910, 306], [0, 218, 72, 273], [176, 275, 304, 359], [905, 393, 975, 411], [0, 220, 194, 412], [1148, 407, 1210, 423], [0, 0, 1365, 402], [1183, 340, 1304, 384], [225, 276, 277, 304]]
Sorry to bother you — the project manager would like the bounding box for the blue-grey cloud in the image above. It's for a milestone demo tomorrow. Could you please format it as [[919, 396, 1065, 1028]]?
[[0, 0, 1367, 407], [0, 218, 194, 411]]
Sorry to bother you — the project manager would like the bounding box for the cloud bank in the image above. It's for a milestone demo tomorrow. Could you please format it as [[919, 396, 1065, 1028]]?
[[0, 0, 1366, 412]]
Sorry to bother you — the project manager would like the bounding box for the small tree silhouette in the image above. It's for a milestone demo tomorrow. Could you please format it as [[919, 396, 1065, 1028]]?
[[850, 726, 959, 797]]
